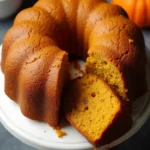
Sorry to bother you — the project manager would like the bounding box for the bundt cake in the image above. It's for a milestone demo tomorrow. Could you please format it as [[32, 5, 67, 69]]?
[[1, 0, 147, 131], [64, 74, 132, 147]]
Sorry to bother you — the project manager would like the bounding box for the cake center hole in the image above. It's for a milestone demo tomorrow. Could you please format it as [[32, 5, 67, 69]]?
[[69, 60, 85, 80]]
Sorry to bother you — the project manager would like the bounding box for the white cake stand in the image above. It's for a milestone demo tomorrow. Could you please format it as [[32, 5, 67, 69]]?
[[0, 45, 150, 150]]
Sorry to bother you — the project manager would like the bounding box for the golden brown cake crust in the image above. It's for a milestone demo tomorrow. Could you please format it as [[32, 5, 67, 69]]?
[[18, 46, 68, 127], [89, 15, 146, 63]]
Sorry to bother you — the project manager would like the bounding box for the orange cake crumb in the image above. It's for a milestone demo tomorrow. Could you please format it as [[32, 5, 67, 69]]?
[[55, 128, 67, 138]]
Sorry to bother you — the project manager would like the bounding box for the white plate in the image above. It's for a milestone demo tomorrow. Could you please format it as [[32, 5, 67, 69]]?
[[0, 45, 150, 150]]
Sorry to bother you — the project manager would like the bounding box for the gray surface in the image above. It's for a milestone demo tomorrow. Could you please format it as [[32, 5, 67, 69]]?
[[0, 1, 150, 150]]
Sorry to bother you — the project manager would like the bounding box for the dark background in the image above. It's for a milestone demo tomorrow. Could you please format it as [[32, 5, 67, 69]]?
[[0, 0, 150, 150]]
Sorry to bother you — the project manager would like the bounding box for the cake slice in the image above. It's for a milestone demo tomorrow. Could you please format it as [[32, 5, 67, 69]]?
[[64, 74, 132, 147]]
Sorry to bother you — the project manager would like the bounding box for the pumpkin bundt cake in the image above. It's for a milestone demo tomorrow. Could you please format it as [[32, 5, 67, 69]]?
[[1, 0, 146, 136], [64, 74, 132, 147]]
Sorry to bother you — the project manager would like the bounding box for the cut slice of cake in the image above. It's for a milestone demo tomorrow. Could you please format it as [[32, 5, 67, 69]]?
[[64, 74, 132, 147]]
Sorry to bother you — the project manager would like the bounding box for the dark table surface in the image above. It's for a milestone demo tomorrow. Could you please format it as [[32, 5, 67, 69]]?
[[0, 1, 150, 150]]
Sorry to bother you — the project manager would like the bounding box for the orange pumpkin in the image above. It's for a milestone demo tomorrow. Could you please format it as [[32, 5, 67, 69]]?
[[112, 0, 150, 28]]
